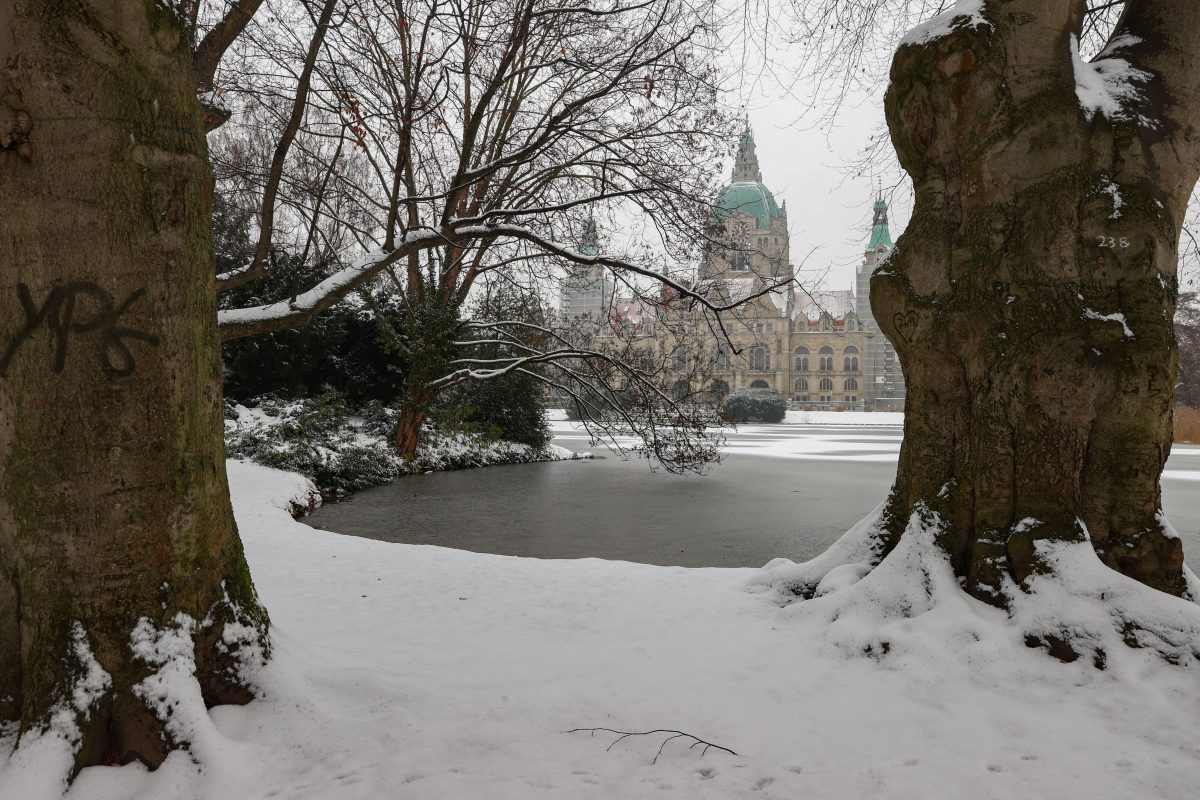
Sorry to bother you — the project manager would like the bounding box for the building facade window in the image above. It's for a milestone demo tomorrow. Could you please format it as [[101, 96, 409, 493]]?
[[818, 346, 834, 372], [844, 378, 858, 391], [795, 378, 808, 391], [714, 345, 730, 372], [843, 345, 860, 372], [750, 345, 771, 372], [819, 378, 833, 392], [794, 347, 809, 371]]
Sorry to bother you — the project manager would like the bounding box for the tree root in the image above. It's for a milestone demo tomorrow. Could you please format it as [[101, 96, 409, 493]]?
[[748, 500, 889, 600], [753, 503, 1200, 670]]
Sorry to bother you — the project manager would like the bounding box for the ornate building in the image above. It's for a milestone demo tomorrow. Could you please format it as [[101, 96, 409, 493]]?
[[690, 124, 870, 409], [561, 122, 906, 411]]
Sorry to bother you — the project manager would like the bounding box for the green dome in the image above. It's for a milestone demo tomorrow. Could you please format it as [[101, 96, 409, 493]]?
[[713, 181, 781, 230]]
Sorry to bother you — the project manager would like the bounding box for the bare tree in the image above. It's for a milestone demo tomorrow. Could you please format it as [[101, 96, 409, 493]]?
[[206, 0, 793, 469]]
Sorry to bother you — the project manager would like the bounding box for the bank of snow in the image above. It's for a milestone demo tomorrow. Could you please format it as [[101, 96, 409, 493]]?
[[4, 460, 1194, 799]]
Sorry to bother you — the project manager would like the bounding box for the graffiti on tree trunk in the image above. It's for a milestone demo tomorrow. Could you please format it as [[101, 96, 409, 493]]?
[[0, 282, 159, 378]]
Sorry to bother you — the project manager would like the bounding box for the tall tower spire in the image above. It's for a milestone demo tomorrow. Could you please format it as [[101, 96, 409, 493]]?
[[867, 193, 893, 251], [733, 118, 762, 183]]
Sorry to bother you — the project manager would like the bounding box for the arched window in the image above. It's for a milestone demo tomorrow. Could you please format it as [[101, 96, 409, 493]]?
[[750, 379, 770, 389], [844, 378, 858, 391], [843, 346, 860, 373], [793, 347, 810, 371], [819, 378, 833, 392], [795, 378, 808, 391], [714, 345, 730, 372], [672, 380, 690, 401], [819, 346, 834, 372], [709, 379, 730, 403], [750, 345, 770, 372], [730, 249, 750, 271]]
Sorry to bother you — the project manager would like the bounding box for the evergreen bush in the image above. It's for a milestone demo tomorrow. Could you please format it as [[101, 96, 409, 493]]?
[[224, 393, 403, 497], [436, 374, 551, 450], [214, 193, 409, 405], [721, 388, 787, 423], [225, 392, 575, 499]]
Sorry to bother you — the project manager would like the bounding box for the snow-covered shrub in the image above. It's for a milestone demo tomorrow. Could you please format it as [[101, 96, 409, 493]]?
[[225, 393, 581, 499], [359, 400, 401, 436], [401, 431, 542, 473], [721, 388, 787, 423], [224, 395, 402, 497]]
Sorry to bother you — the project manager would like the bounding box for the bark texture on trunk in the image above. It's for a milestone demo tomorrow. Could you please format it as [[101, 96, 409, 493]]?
[[395, 404, 428, 461], [0, 0, 266, 772], [872, 1, 1200, 604]]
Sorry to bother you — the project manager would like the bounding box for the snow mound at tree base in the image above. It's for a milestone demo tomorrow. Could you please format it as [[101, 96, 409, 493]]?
[[752, 505, 1200, 673]]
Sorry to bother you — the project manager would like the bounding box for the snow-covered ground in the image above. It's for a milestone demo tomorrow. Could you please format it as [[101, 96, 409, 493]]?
[[10, 460, 1200, 799], [545, 408, 904, 426]]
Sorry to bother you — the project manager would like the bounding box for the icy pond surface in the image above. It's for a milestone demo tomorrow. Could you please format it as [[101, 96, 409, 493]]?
[[304, 422, 1200, 567]]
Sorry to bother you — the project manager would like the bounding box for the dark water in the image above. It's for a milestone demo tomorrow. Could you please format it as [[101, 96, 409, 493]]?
[[303, 425, 1200, 568]]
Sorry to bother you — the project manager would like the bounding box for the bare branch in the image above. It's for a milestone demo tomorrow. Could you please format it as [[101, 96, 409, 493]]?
[[565, 728, 738, 765]]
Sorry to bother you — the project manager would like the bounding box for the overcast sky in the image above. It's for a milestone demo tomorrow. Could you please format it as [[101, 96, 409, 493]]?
[[736, 92, 909, 294], [596, 4, 923, 301]]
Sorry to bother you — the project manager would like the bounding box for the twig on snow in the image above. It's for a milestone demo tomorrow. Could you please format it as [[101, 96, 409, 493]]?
[[565, 727, 738, 765]]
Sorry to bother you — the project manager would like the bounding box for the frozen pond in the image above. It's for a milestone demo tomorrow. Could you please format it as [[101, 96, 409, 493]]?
[[304, 422, 1200, 568]]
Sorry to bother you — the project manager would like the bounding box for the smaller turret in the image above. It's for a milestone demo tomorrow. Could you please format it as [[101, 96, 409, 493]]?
[[579, 215, 600, 256], [867, 193, 893, 251]]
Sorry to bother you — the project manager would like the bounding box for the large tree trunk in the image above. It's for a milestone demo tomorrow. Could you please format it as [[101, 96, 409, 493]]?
[[0, 0, 266, 776], [872, 1, 1200, 605]]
